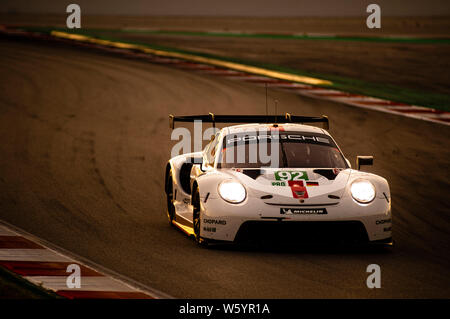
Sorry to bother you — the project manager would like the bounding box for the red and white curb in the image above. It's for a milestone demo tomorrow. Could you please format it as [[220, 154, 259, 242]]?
[[0, 222, 171, 299], [195, 68, 450, 125], [1, 26, 449, 126]]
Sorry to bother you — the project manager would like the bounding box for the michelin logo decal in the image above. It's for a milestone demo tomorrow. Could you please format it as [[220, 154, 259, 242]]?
[[280, 208, 328, 215]]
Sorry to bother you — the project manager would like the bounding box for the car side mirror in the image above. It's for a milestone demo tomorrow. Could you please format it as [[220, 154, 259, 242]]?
[[356, 156, 373, 170]]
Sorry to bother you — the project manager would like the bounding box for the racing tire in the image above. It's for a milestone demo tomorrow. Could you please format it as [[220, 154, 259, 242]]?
[[192, 187, 208, 247], [166, 170, 176, 225]]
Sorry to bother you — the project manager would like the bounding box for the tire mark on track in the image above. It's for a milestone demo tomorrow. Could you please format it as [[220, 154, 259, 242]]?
[[76, 131, 127, 214]]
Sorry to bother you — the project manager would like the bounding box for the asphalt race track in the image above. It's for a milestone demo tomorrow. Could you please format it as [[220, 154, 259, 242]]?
[[0, 36, 449, 298]]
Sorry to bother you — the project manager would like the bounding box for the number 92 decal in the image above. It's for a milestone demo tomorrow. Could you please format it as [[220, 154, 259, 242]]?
[[274, 171, 308, 181]]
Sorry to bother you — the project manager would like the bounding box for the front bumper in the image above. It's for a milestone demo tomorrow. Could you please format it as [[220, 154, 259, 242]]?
[[199, 195, 392, 243]]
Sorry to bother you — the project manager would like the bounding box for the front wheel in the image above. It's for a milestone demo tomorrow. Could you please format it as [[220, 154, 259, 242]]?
[[166, 170, 176, 224], [192, 187, 208, 247]]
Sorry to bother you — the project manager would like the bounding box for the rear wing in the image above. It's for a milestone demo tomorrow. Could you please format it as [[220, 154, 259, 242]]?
[[169, 113, 329, 130]]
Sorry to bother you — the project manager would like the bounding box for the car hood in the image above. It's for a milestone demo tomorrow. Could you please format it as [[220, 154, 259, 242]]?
[[226, 168, 351, 205]]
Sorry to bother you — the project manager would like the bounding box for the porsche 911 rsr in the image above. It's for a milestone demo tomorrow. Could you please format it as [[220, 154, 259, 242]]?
[[165, 114, 392, 246]]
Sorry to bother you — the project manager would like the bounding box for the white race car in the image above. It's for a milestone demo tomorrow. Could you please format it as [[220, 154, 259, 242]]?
[[165, 114, 392, 246]]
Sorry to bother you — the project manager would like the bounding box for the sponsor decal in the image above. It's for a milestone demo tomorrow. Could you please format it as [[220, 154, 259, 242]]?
[[203, 219, 226, 225], [280, 208, 327, 215], [306, 181, 319, 186], [203, 227, 216, 233], [274, 171, 309, 181], [272, 180, 319, 188], [226, 134, 330, 145], [288, 180, 309, 199], [376, 218, 392, 225]]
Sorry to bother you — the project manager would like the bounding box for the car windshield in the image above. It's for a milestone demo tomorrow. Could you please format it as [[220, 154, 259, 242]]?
[[218, 131, 348, 169]]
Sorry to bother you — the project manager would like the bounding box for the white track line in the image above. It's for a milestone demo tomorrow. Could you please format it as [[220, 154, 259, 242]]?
[[0, 225, 17, 236], [0, 249, 71, 262], [25, 276, 138, 292]]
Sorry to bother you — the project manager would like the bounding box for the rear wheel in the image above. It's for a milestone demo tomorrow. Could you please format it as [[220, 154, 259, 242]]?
[[166, 170, 176, 224], [192, 187, 208, 246]]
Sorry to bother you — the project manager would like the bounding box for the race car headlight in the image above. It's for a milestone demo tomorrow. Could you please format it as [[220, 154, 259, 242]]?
[[218, 180, 246, 204], [350, 179, 376, 204]]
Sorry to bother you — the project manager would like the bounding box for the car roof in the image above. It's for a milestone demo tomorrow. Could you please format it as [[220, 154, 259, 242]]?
[[221, 123, 329, 135]]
